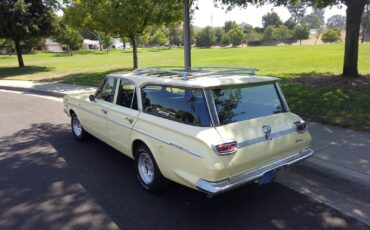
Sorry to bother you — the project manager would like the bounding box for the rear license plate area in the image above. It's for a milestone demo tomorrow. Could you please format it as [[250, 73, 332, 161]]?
[[259, 171, 276, 186]]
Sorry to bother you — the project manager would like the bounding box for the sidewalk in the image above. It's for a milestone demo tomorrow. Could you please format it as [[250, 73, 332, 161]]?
[[0, 80, 96, 97], [1, 80, 369, 184]]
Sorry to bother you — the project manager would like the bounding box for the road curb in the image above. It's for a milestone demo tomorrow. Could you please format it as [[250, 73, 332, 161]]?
[[0, 85, 65, 98], [291, 158, 370, 198]]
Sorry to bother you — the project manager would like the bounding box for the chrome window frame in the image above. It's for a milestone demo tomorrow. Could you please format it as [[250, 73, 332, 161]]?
[[116, 78, 138, 110], [95, 77, 119, 104], [206, 81, 288, 127], [139, 84, 214, 127]]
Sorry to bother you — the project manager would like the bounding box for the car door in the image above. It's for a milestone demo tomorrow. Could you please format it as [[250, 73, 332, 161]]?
[[84, 77, 118, 143], [108, 78, 140, 155]]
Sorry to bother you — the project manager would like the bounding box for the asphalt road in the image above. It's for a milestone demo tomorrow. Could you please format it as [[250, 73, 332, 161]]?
[[0, 90, 368, 230]]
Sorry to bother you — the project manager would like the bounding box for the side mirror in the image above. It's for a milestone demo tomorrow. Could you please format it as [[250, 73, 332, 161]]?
[[89, 95, 96, 102]]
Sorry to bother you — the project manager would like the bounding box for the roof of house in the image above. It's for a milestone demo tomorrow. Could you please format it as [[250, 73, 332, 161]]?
[[107, 67, 278, 88]]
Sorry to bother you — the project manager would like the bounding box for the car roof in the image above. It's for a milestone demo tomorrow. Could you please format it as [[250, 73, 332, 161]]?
[[107, 67, 279, 88]]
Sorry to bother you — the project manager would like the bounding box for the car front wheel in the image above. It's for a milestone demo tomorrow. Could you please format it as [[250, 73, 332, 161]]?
[[71, 113, 89, 141], [135, 144, 169, 193]]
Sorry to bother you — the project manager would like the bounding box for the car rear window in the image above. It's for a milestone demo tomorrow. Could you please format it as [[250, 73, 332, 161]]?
[[212, 83, 285, 125], [142, 85, 211, 127]]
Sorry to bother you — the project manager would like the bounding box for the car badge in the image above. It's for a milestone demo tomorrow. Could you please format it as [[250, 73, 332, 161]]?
[[262, 125, 272, 140]]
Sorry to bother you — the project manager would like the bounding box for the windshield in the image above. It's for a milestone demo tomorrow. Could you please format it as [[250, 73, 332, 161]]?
[[212, 83, 285, 125]]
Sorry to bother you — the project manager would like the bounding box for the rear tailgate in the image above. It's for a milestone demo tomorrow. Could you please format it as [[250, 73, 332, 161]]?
[[216, 112, 311, 178]]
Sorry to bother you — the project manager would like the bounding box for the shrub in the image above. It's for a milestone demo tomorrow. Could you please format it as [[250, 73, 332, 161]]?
[[321, 29, 341, 43], [195, 26, 215, 48]]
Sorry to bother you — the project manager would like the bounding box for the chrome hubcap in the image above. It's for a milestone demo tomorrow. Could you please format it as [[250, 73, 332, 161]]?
[[72, 116, 82, 137], [138, 152, 154, 184]]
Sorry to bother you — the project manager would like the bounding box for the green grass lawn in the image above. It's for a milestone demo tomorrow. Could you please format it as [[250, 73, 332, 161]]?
[[0, 44, 370, 130]]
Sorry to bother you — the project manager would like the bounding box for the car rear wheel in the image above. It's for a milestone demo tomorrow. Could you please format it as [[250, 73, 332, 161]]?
[[71, 113, 89, 141], [135, 144, 169, 193]]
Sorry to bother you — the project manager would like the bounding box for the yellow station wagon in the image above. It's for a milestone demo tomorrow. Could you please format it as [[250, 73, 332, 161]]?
[[63, 67, 313, 195]]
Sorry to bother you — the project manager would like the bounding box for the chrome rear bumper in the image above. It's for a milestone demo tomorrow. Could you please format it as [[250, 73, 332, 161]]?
[[196, 148, 314, 195]]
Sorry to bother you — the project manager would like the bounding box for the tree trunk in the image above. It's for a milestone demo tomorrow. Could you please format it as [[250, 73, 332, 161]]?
[[98, 33, 102, 51], [342, 0, 367, 77], [14, 39, 24, 68], [130, 36, 138, 69]]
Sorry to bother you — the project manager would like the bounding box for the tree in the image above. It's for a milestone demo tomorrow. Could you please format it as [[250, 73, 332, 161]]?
[[224, 20, 238, 33], [0, 0, 56, 67], [22, 37, 46, 53], [221, 33, 231, 46], [284, 18, 297, 30], [303, 14, 321, 30], [312, 8, 325, 23], [214, 27, 225, 44], [322, 29, 341, 42], [263, 26, 275, 42], [149, 29, 169, 47], [361, 4, 370, 43], [262, 11, 283, 28], [326, 14, 346, 29], [101, 33, 113, 51], [64, 0, 182, 69], [55, 23, 83, 55], [0, 39, 14, 55], [293, 24, 310, 44], [216, 0, 369, 77], [226, 26, 245, 46], [273, 25, 293, 43], [240, 23, 254, 33], [168, 25, 182, 46], [303, 8, 325, 44], [245, 30, 263, 44], [195, 26, 215, 47], [287, 1, 307, 23]]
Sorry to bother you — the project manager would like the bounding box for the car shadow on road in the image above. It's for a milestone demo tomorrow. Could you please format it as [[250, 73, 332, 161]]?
[[0, 123, 367, 230]]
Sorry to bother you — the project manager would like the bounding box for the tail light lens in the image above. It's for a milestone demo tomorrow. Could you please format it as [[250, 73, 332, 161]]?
[[214, 141, 238, 155], [294, 120, 307, 133]]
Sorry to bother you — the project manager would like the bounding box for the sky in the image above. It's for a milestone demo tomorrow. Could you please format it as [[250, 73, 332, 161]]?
[[192, 0, 346, 28]]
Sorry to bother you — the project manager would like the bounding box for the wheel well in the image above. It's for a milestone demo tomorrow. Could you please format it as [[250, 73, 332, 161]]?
[[69, 109, 76, 117], [132, 140, 146, 158]]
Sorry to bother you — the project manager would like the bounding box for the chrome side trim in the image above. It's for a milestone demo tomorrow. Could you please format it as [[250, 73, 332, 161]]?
[[65, 101, 203, 158], [65, 101, 106, 120], [108, 118, 132, 129], [196, 148, 314, 195], [132, 128, 203, 158], [238, 127, 296, 148]]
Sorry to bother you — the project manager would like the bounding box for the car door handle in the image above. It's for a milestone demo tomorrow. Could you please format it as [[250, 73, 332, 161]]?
[[125, 117, 134, 124], [101, 109, 108, 114]]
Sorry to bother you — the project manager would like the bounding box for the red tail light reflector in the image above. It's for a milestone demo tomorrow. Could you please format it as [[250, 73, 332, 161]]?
[[214, 141, 238, 155], [294, 120, 307, 133]]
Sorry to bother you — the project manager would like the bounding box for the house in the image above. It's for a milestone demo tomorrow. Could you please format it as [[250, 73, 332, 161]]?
[[82, 39, 100, 50], [44, 39, 63, 52], [112, 38, 131, 49]]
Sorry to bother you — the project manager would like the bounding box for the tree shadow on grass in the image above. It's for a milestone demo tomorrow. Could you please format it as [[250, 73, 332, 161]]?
[[50, 51, 110, 57], [269, 71, 335, 79], [0, 66, 52, 79], [38, 68, 132, 87]]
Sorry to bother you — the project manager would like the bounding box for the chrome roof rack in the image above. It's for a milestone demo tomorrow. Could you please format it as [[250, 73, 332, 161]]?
[[133, 66, 259, 81]]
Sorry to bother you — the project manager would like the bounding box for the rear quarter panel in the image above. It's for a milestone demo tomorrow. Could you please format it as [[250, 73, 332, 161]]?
[[130, 113, 230, 189]]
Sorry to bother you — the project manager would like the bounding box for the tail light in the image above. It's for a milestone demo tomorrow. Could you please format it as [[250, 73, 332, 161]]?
[[213, 141, 238, 155], [294, 120, 307, 133]]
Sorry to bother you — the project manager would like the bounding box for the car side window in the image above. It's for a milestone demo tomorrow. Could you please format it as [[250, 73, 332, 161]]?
[[141, 85, 211, 127], [116, 79, 138, 110], [96, 78, 118, 103]]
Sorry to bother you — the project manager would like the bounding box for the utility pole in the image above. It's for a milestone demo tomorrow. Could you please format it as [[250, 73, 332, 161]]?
[[183, 0, 191, 70]]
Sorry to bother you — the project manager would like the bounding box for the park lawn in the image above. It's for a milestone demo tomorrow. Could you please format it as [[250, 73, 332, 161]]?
[[0, 43, 370, 130]]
